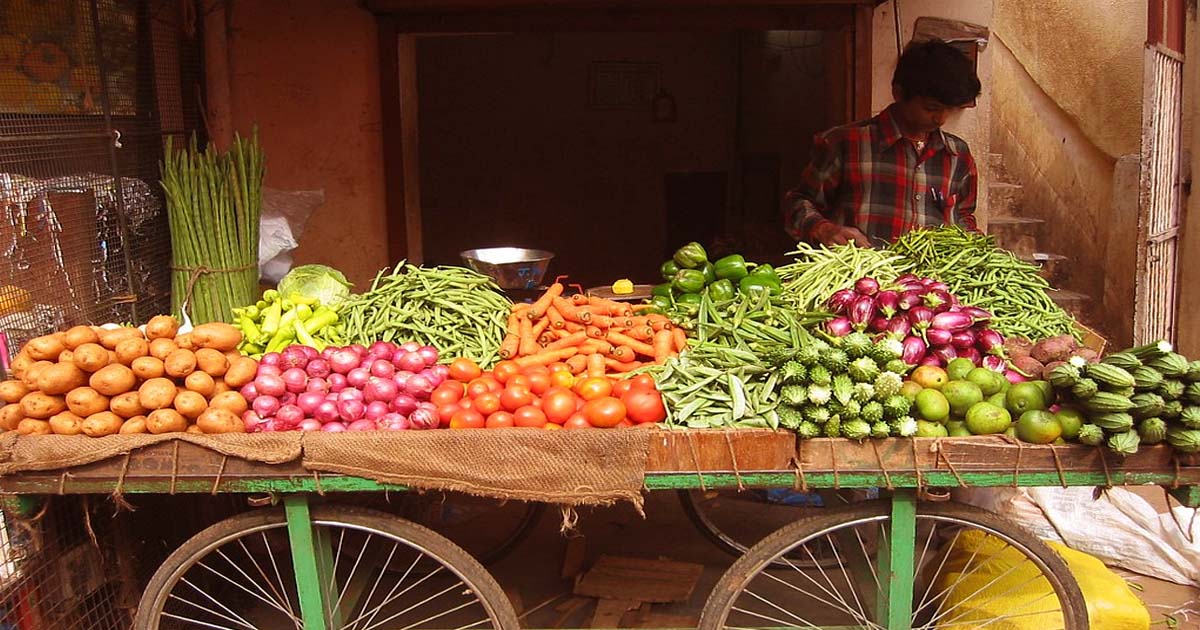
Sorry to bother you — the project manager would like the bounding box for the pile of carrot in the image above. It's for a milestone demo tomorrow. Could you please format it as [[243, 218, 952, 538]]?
[[499, 283, 687, 375]]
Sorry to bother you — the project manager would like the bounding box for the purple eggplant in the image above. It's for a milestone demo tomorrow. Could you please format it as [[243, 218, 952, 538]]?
[[982, 355, 1008, 373], [919, 354, 943, 367], [869, 315, 890, 333], [908, 306, 935, 330], [928, 281, 950, 292], [925, 327, 953, 346], [854, 277, 880, 297], [950, 330, 977, 349], [825, 316, 853, 337], [919, 277, 936, 287], [875, 290, 900, 318], [895, 273, 919, 284], [901, 336, 928, 365], [930, 311, 973, 332], [924, 289, 955, 311], [887, 316, 912, 338], [898, 290, 925, 311], [958, 347, 982, 365], [826, 289, 857, 314], [977, 328, 1005, 354], [848, 295, 877, 331], [901, 282, 926, 293], [931, 344, 958, 364], [961, 306, 992, 323]]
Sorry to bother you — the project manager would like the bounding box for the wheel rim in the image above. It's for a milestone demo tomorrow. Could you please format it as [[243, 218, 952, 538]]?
[[145, 516, 508, 630], [711, 512, 1080, 630], [681, 490, 843, 569]]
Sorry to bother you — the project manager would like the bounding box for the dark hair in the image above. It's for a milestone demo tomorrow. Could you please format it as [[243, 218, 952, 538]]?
[[892, 40, 981, 106]]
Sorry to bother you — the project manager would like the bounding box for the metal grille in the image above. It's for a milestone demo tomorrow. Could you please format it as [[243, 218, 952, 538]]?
[[1134, 44, 1185, 345], [0, 0, 204, 361]]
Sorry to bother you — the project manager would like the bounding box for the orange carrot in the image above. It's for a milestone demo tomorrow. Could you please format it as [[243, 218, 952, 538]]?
[[499, 334, 520, 359], [610, 345, 635, 363], [538, 333, 556, 346], [529, 283, 564, 320], [570, 293, 589, 306], [576, 342, 600, 355], [585, 325, 605, 339], [589, 296, 631, 317], [672, 328, 688, 352], [518, 317, 539, 356], [604, 358, 643, 373], [586, 353, 606, 378], [624, 325, 655, 342], [545, 306, 566, 329], [552, 296, 591, 324], [582, 338, 613, 355], [544, 330, 588, 351], [589, 314, 616, 329], [653, 329, 674, 362], [606, 331, 657, 358], [532, 317, 550, 339], [515, 347, 578, 368], [562, 321, 586, 333], [609, 316, 635, 330], [506, 312, 521, 336], [647, 314, 672, 331], [566, 354, 588, 375]]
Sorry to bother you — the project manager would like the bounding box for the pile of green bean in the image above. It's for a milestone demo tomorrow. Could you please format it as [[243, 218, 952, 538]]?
[[776, 243, 913, 311], [651, 344, 782, 429], [338, 263, 511, 367], [677, 291, 827, 353], [889, 226, 1080, 340]]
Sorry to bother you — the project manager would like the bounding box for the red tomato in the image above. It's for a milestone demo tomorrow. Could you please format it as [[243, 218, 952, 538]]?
[[622, 388, 666, 424], [575, 377, 613, 401], [458, 397, 475, 410], [448, 357, 482, 382], [493, 361, 520, 384], [507, 374, 531, 391], [449, 409, 485, 429], [617, 419, 635, 428], [582, 396, 626, 428], [630, 374, 657, 392], [473, 392, 501, 416], [612, 379, 634, 398], [430, 383, 464, 407], [437, 403, 462, 426], [485, 411, 514, 429], [550, 370, 575, 390], [548, 362, 571, 373], [563, 413, 592, 429], [500, 386, 535, 412], [541, 389, 578, 424], [521, 364, 551, 377], [466, 379, 492, 399], [513, 405, 548, 428], [525, 371, 552, 395], [543, 423, 562, 430]]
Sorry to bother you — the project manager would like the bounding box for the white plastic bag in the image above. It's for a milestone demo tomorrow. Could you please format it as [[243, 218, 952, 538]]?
[[258, 188, 324, 283]]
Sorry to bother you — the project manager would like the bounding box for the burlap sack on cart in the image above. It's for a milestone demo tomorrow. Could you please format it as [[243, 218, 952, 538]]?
[[301, 429, 652, 508], [929, 529, 1149, 630], [0, 432, 303, 475]]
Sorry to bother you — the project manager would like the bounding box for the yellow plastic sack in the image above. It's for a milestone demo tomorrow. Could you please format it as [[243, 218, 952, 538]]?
[[930, 530, 1149, 630]]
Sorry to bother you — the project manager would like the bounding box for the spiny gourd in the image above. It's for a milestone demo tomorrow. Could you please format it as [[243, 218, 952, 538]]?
[[848, 357, 880, 383]]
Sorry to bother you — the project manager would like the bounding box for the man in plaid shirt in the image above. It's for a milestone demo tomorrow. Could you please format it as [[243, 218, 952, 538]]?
[[786, 41, 982, 246]]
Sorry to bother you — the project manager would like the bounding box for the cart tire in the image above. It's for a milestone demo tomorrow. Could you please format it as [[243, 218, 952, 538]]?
[[134, 504, 520, 630], [700, 500, 1089, 630]]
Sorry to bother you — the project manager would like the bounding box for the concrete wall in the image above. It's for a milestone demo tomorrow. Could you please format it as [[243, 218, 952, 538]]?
[[227, 0, 388, 288]]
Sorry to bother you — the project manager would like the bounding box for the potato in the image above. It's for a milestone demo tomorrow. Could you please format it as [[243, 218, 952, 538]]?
[[194, 348, 230, 377], [1030, 335, 1077, 365], [72, 343, 111, 373], [190, 323, 242, 352], [1012, 355, 1045, 377], [48, 411, 84, 436], [174, 391, 208, 420], [82, 411, 123, 437], [224, 357, 259, 389], [99, 327, 144, 351], [11, 351, 33, 380], [0, 380, 31, 404], [208, 391, 248, 416], [63, 325, 101, 350], [131, 356, 165, 381], [138, 378, 178, 411], [109, 392, 147, 419], [175, 333, 195, 351], [0, 404, 25, 431], [149, 338, 178, 361], [224, 350, 243, 364], [164, 349, 197, 379], [184, 371, 216, 398], [146, 409, 187, 434], [186, 424, 204, 434], [145, 315, 181, 340], [119, 416, 148, 434], [57, 350, 75, 364], [22, 361, 54, 388], [196, 407, 245, 434], [24, 335, 66, 361], [115, 337, 150, 366], [20, 392, 66, 419], [1076, 348, 1100, 362], [66, 387, 111, 418], [89, 364, 137, 397], [211, 380, 232, 396], [17, 419, 52, 436], [36, 363, 88, 395]]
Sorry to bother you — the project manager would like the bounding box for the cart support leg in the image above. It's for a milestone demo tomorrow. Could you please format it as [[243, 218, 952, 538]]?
[[285, 494, 333, 630], [876, 490, 916, 630]]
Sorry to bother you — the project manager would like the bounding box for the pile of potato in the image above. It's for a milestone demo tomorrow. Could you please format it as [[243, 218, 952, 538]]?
[[1, 317, 254, 437]]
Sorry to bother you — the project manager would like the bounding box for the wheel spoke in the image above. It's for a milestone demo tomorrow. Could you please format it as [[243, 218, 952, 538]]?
[[161, 610, 250, 630], [360, 579, 468, 630], [214, 547, 300, 620], [237, 536, 297, 621], [731, 603, 824, 630], [923, 549, 1037, 627], [914, 531, 1015, 619], [931, 603, 1066, 630], [335, 526, 374, 614], [347, 541, 402, 630], [346, 555, 445, 628], [828, 526, 873, 625], [758, 562, 881, 628], [195, 558, 302, 621], [172, 577, 259, 630], [395, 594, 482, 630], [261, 530, 300, 623], [930, 571, 1061, 628]]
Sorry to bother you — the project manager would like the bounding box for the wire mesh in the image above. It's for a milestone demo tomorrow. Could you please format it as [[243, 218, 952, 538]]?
[[0, 0, 204, 365]]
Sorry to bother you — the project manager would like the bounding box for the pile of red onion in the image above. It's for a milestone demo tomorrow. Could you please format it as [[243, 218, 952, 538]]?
[[241, 342, 447, 432], [825, 275, 1007, 372]]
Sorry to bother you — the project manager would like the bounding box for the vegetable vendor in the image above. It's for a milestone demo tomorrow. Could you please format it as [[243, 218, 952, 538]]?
[[785, 41, 982, 247]]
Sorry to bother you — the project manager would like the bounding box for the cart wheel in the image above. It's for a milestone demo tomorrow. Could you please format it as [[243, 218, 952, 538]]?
[[678, 489, 845, 569], [134, 504, 520, 630], [700, 501, 1089, 630]]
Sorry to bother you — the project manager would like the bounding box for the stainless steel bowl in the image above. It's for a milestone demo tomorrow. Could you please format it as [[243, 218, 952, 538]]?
[[459, 247, 555, 290]]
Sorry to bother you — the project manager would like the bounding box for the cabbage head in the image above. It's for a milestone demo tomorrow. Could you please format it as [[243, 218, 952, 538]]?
[[278, 264, 352, 304]]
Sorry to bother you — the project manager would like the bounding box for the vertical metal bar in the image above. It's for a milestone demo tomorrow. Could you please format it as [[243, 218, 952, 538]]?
[[284, 494, 331, 630], [877, 490, 917, 630], [312, 522, 345, 628]]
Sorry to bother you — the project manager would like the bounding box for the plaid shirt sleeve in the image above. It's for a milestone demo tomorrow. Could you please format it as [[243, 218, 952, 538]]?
[[953, 148, 979, 232], [784, 133, 842, 242]]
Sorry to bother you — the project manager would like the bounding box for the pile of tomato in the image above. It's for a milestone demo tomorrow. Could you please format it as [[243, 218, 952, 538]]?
[[430, 358, 667, 429]]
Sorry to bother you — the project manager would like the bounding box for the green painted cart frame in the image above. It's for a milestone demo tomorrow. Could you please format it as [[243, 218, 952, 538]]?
[[0, 432, 1196, 630]]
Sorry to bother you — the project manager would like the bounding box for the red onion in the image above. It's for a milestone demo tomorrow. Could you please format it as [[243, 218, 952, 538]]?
[[420, 368, 445, 389], [392, 371, 413, 389], [369, 341, 396, 357], [370, 359, 395, 379], [405, 374, 435, 399], [826, 289, 857, 314], [298, 418, 323, 432], [276, 404, 305, 427], [299, 345, 319, 361], [930, 311, 973, 332], [886, 316, 912, 338], [329, 349, 359, 375], [256, 364, 282, 378], [259, 352, 282, 368], [901, 336, 927, 365], [431, 365, 450, 381], [255, 374, 286, 398], [389, 393, 418, 416], [261, 418, 291, 432], [297, 392, 325, 415], [314, 400, 339, 423], [321, 346, 336, 361], [417, 345, 440, 366], [396, 352, 426, 374], [950, 330, 976, 349], [869, 316, 890, 333], [282, 368, 308, 394], [854, 277, 879, 296], [328, 373, 348, 392], [306, 359, 331, 379], [875, 290, 900, 318], [280, 345, 310, 370], [305, 377, 329, 393], [379, 413, 411, 430], [279, 392, 297, 406], [348, 419, 377, 431], [400, 342, 420, 353], [337, 388, 363, 403], [825, 317, 852, 337], [365, 401, 390, 421], [349, 344, 368, 357], [958, 347, 982, 364], [1004, 370, 1027, 384], [977, 329, 1005, 354], [931, 345, 958, 364], [908, 306, 935, 329], [338, 399, 366, 422], [239, 382, 260, 402], [409, 407, 438, 430], [253, 396, 281, 418], [321, 422, 347, 432], [898, 290, 925, 311], [364, 377, 399, 404], [982, 355, 1007, 373], [242, 410, 264, 432], [347, 367, 370, 389]]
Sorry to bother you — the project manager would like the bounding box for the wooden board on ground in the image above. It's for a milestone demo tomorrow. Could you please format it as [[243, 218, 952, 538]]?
[[590, 599, 638, 628], [575, 555, 703, 603]]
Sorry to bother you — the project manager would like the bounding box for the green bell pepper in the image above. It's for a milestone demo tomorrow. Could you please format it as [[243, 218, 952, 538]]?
[[651, 283, 674, 298], [706, 279, 736, 303], [749, 263, 780, 283], [676, 292, 704, 306], [672, 241, 708, 269], [714, 254, 749, 281], [672, 269, 707, 294], [660, 260, 680, 281], [700, 262, 717, 285], [739, 274, 782, 297], [650, 295, 674, 312]]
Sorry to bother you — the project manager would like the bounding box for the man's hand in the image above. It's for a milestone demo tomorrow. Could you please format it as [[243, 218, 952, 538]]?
[[813, 221, 871, 247]]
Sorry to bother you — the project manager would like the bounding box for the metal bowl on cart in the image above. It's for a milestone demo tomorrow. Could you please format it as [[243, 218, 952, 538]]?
[[460, 247, 554, 290]]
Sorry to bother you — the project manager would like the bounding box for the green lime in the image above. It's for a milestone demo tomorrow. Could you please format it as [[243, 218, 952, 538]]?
[[900, 381, 924, 402], [987, 391, 1008, 409], [1016, 410, 1062, 444], [965, 402, 1012, 435], [914, 389, 951, 423], [1055, 408, 1085, 440], [1032, 380, 1056, 406], [1006, 382, 1048, 415], [948, 424, 974, 437], [916, 420, 949, 438], [942, 380, 985, 418], [946, 357, 975, 382], [966, 367, 1004, 396]]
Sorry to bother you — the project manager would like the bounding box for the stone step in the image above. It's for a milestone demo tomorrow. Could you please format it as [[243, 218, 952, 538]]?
[[1020, 252, 1070, 285], [1048, 288, 1091, 320], [987, 182, 1024, 219], [986, 152, 1017, 185], [986, 216, 1043, 258]]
